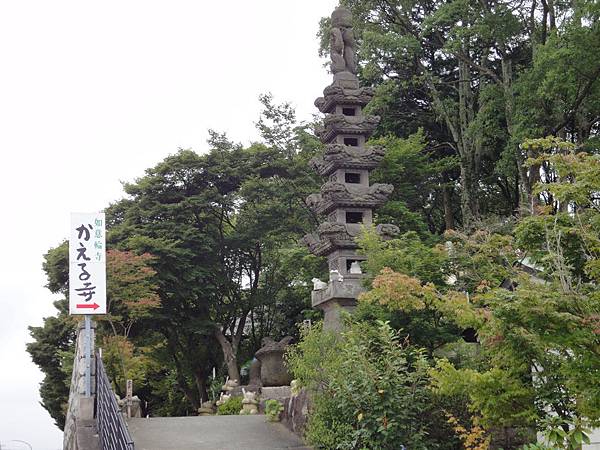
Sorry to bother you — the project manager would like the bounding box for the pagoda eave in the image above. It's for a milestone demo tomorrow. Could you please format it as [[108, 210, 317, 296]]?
[[302, 234, 359, 257], [308, 198, 390, 216], [316, 115, 380, 143], [315, 86, 375, 114], [308, 182, 393, 213], [308, 144, 387, 176], [309, 159, 381, 176]]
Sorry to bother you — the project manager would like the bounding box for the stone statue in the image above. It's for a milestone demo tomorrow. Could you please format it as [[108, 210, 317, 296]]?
[[330, 26, 346, 74], [330, 6, 358, 75], [216, 392, 231, 407], [312, 278, 328, 290], [221, 378, 239, 392], [349, 261, 363, 274], [116, 394, 142, 418], [197, 400, 214, 416], [239, 388, 259, 415], [330, 269, 344, 282], [248, 358, 262, 388]]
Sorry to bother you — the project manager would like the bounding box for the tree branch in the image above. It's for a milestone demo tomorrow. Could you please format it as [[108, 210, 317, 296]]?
[[552, 65, 600, 135], [453, 51, 502, 85]]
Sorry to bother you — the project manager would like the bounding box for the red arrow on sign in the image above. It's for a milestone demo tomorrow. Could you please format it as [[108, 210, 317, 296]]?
[[76, 303, 100, 310]]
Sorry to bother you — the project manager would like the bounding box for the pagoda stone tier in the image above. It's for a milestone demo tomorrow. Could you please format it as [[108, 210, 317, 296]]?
[[303, 5, 399, 330]]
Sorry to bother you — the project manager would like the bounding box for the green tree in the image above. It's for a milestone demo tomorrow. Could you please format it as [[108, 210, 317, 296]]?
[[370, 130, 458, 234], [430, 142, 600, 447], [286, 320, 457, 449], [101, 95, 323, 408], [322, 0, 600, 225], [26, 299, 76, 430]]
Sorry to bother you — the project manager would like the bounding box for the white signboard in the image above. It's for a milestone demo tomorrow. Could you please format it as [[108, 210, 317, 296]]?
[[69, 212, 106, 315]]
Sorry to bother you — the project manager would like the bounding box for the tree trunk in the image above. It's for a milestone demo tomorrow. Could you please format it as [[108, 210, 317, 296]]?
[[458, 59, 480, 227], [460, 161, 478, 228], [172, 354, 200, 409], [442, 182, 455, 231], [214, 327, 241, 382], [194, 371, 209, 404], [528, 160, 541, 212], [423, 57, 480, 227], [500, 52, 534, 215], [164, 331, 201, 410]]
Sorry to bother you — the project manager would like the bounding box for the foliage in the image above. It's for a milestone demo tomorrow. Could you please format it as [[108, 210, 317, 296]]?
[[26, 299, 76, 430], [358, 229, 447, 287], [216, 396, 242, 415], [358, 267, 477, 355], [286, 321, 458, 450], [104, 249, 160, 338], [322, 0, 600, 226], [447, 415, 490, 450], [353, 141, 600, 447], [101, 335, 149, 397], [264, 399, 284, 422], [356, 229, 483, 355], [370, 130, 458, 235], [431, 360, 536, 430], [537, 416, 592, 450], [427, 144, 600, 447]]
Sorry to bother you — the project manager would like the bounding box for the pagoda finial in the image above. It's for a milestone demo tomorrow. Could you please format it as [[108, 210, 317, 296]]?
[[330, 6, 358, 87]]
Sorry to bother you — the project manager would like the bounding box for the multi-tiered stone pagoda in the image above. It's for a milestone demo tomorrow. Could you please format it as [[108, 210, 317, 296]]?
[[304, 5, 399, 330]]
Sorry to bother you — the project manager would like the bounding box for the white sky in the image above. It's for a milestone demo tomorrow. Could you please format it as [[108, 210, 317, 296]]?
[[0, 1, 337, 448]]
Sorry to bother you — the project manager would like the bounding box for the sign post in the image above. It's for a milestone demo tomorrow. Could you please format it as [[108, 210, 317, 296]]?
[[69, 212, 106, 397]]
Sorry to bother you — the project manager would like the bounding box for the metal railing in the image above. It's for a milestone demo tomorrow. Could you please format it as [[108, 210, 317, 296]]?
[[96, 353, 135, 450]]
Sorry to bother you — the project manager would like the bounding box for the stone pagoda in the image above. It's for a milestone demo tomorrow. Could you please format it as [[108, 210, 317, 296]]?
[[303, 5, 399, 330]]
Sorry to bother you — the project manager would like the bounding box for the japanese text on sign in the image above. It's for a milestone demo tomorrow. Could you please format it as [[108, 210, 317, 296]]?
[[69, 212, 106, 315]]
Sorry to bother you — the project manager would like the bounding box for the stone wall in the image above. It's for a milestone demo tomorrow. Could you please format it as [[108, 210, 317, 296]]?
[[281, 388, 310, 437], [63, 321, 96, 450]]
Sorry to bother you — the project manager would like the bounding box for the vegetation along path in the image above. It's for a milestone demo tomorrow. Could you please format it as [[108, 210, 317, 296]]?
[[127, 415, 311, 450]]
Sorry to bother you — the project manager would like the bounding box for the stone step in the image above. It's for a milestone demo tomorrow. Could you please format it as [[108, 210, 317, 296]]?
[[127, 415, 311, 450]]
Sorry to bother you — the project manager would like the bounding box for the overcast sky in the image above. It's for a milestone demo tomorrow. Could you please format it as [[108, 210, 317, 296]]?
[[0, 1, 337, 448]]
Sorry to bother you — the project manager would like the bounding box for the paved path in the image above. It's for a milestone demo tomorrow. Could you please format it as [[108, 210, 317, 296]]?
[[127, 415, 311, 450]]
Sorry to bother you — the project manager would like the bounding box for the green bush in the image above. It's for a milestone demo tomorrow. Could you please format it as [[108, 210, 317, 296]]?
[[216, 396, 242, 415], [265, 399, 284, 422], [285, 320, 457, 449]]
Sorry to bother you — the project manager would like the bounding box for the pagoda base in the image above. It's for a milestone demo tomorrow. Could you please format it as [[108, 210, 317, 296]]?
[[333, 71, 359, 89], [316, 297, 357, 331], [311, 278, 365, 331]]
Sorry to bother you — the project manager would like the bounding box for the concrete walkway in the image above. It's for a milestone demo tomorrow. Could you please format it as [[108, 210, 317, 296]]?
[[127, 415, 311, 450]]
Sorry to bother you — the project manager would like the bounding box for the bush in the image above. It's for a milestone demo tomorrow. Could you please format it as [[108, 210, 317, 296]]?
[[216, 396, 242, 415], [265, 399, 284, 422], [286, 320, 457, 449]]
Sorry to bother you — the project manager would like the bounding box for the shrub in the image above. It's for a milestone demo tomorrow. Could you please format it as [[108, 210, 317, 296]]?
[[216, 396, 242, 415], [265, 399, 284, 422], [286, 320, 457, 449]]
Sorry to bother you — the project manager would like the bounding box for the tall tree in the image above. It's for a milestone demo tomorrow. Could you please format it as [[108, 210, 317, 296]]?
[[323, 0, 600, 226]]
